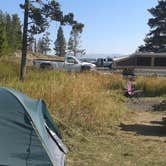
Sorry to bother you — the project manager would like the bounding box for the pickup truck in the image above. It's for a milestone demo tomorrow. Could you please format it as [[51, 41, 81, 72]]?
[[96, 57, 113, 68], [33, 56, 96, 72]]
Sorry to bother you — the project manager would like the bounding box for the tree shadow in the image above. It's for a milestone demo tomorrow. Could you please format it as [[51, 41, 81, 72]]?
[[152, 100, 166, 112], [119, 122, 166, 137], [150, 120, 165, 125]]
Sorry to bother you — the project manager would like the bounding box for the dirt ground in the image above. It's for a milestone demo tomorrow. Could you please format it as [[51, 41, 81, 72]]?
[[124, 98, 166, 137], [117, 97, 166, 165], [67, 97, 166, 166]]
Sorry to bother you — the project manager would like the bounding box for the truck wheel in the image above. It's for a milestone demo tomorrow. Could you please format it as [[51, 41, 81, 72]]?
[[109, 64, 112, 69], [40, 63, 53, 70], [81, 66, 91, 72]]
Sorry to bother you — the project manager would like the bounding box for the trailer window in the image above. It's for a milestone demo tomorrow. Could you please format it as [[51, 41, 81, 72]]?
[[137, 57, 151, 66], [116, 57, 136, 66], [154, 57, 166, 66]]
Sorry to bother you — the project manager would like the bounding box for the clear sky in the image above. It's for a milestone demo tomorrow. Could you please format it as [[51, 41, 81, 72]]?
[[0, 0, 158, 55]]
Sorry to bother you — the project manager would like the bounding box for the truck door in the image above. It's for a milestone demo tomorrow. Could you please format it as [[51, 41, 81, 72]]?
[[65, 57, 81, 71]]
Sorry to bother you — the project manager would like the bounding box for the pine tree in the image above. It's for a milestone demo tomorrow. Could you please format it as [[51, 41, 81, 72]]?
[[0, 22, 8, 56], [11, 14, 22, 50], [34, 38, 37, 53], [20, 0, 50, 80], [68, 32, 74, 55], [27, 38, 34, 52], [5, 14, 12, 53], [67, 23, 85, 56], [54, 26, 66, 56], [20, 0, 83, 80], [0, 10, 5, 23], [0, 10, 3, 21], [42, 32, 51, 54], [37, 38, 43, 54], [0, 11, 22, 55], [37, 33, 51, 54], [139, 0, 166, 52]]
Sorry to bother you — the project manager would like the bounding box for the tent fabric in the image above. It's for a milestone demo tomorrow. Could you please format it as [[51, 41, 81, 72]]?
[[0, 87, 67, 166]]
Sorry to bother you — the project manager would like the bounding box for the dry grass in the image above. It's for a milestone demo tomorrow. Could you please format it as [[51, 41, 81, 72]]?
[[0, 59, 126, 132], [136, 76, 166, 96], [1, 58, 166, 166]]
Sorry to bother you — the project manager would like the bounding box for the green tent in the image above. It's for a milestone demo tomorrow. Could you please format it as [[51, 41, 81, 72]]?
[[0, 87, 67, 166]]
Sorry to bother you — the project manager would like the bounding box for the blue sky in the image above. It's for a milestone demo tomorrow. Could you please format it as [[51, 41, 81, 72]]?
[[0, 0, 158, 55]]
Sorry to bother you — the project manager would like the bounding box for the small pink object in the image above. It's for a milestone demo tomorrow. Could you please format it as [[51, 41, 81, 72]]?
[[127, 81, 133, 95]]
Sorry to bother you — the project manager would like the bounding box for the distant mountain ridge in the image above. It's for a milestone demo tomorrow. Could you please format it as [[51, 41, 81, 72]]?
[[78, 53, 125, 59]]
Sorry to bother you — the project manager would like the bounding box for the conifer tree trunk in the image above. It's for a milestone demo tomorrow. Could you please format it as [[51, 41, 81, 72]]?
[[20, 0, 29, 81], [34, 38, 37, 53], [73, 31, 77, 57]]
